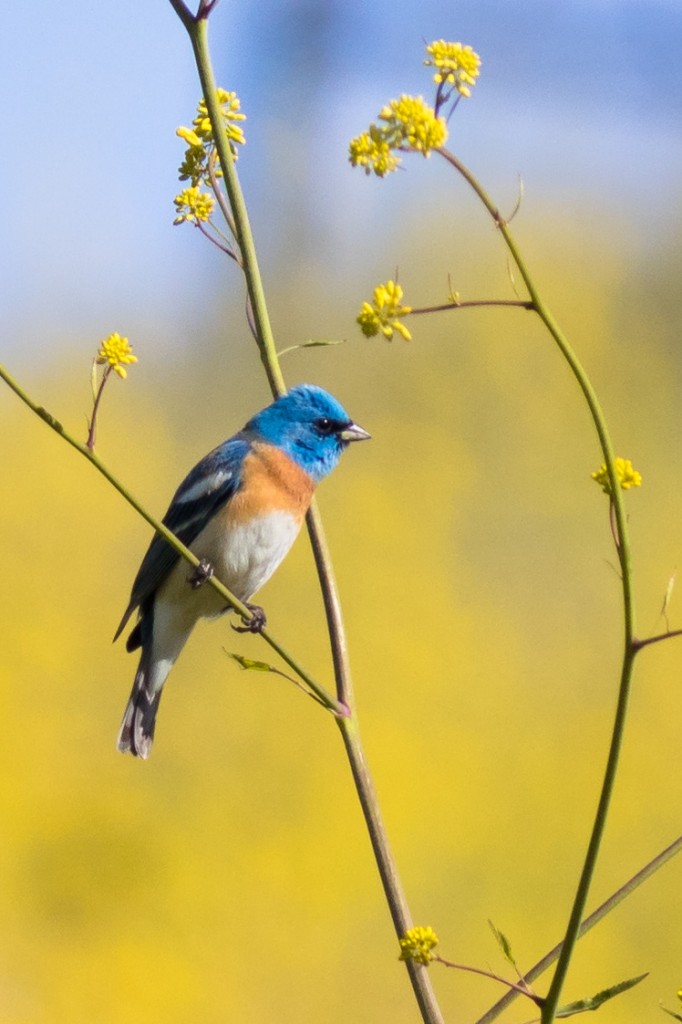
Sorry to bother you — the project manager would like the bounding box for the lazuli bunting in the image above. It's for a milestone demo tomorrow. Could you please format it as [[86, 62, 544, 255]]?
[[115, 384, 370, 758]]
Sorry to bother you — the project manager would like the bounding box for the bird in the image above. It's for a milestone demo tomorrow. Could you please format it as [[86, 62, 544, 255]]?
[[114, 384, 370, 759]]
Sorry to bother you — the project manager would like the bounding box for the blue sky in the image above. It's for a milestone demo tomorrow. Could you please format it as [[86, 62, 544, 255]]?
[[1, 0, 680, 362]]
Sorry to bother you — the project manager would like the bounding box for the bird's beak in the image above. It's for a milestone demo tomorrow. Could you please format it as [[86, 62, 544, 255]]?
[[338, 421, 371, 443]]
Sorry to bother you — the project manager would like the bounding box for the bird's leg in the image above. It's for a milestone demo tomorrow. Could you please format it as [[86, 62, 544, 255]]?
[[232, 603, 267, 634], [187, 561, 264, 632], [188, 558, 214, 590]]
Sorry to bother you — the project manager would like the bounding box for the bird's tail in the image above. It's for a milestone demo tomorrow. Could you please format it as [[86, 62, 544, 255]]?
[[117, 644, 166, 759]]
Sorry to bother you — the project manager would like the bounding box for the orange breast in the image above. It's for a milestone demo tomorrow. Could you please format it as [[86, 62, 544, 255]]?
[[226, 443, 315, 526]]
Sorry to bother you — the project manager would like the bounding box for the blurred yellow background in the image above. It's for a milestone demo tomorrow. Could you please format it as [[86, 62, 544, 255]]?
[[3, 2, 682, 1021], [3, 207, 682, 1023]]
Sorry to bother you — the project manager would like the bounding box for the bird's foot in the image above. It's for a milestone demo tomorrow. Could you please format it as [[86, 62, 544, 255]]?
[[232, 603, 267, 634], [188, 558, 214, 590]]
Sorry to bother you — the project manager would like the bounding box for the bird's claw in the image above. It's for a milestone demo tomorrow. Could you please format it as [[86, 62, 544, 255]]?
[[188, 559, 214, 590], [232, 603, 267, 634]]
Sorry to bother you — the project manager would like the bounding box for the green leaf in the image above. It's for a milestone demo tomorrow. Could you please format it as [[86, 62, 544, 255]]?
[[225, 652, 279, 673], [300, 338, 346, 348], [556, 973, 648, 1017], [488, 920, 518, 969], [277, 338, 346, 357], [224, 650, 326, 706]]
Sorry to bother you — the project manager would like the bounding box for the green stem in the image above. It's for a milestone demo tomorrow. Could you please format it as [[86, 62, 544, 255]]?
[[171, 10, 443, 1022], [436, 148, 632, 572], [410, 299, 534, 315], [338, 715, 445, 1024], [183, 15, 284, 395], [541, 652, 636, 1023], [206, 150, 240, 255], [434, 957, 540, 1004], [436, 148, 637, 1024], [475, 833, 682, 1024], [86, 364, 111, 449], [178, 9, 357, 710], [305, 501, 356, 708]]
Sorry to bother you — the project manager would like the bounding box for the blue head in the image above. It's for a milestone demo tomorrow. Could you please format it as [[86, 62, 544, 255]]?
[[245, 384, 370, 483]]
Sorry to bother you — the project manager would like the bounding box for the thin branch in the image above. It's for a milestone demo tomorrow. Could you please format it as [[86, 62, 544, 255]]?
[[306, 502, 355, 709], [338, 716, 445, 1024], [632, 628, 682, 652], [177, 2, 358, 719], [475, 833, 682, 1024], [207, 148, 240, 251], [197, 0, 221, 16], [435, 145, 637, 1024], [436, 147, 633, 580], [506, 174, 525, 224], [184, 16, 284, 396], [409, 299, 534, 316], [185, 24, 363, 711], [86, 364, 111, 449], [167, 0, 195, 31], [195, 220, 240, 260], [434, 956, 542, 1005]]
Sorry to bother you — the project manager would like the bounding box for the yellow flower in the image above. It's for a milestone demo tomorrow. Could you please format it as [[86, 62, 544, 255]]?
[[357, 281, 412, 341], [176, 89, 246, 191], [591, 457, 643, 496], [399, 926, 439, 966], [177, 144, 211, 188], [173, 186, 215, 225], [349, 95, 446, 177], [349, 42, 479, 177], [380, 94, 447, 154], [176, 126, 202, 148], [193, 88, 246, 149], [96, 333, 137, 379], [349, 125, 400, 177], [425, 40, 481, 96]]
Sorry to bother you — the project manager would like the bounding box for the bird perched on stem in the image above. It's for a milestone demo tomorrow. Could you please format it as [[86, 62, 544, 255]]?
[[115, 384, 370, 759]]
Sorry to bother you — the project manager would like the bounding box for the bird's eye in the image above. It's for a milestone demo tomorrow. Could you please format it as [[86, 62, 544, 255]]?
[[315, 417, 334, 434]]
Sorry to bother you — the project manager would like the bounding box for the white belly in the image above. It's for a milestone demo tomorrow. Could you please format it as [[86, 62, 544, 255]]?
[[207, 510, 302, 603], [152, 510, 303, 648], [147, 509, 302, 674]]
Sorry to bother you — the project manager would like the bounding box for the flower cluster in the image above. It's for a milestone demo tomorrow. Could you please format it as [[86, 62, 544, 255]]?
[[591, 457, 642, 496], [381, 95, 447, 154], [96, 333, 137, 379], [193, 90, 246, 146], [348, 40, 480, 177], [424, 40, 481, 96], [399, 926, 439, 966], [349, 95, 446, 177], [173, 185, 215, 225], [349, 125, 400, 178], [357, 281, 412, 341], [176, 88, 246, 191]]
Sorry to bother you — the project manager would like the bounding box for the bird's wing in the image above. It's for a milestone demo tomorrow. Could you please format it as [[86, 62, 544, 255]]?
[[114, 436, 249, 641]]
